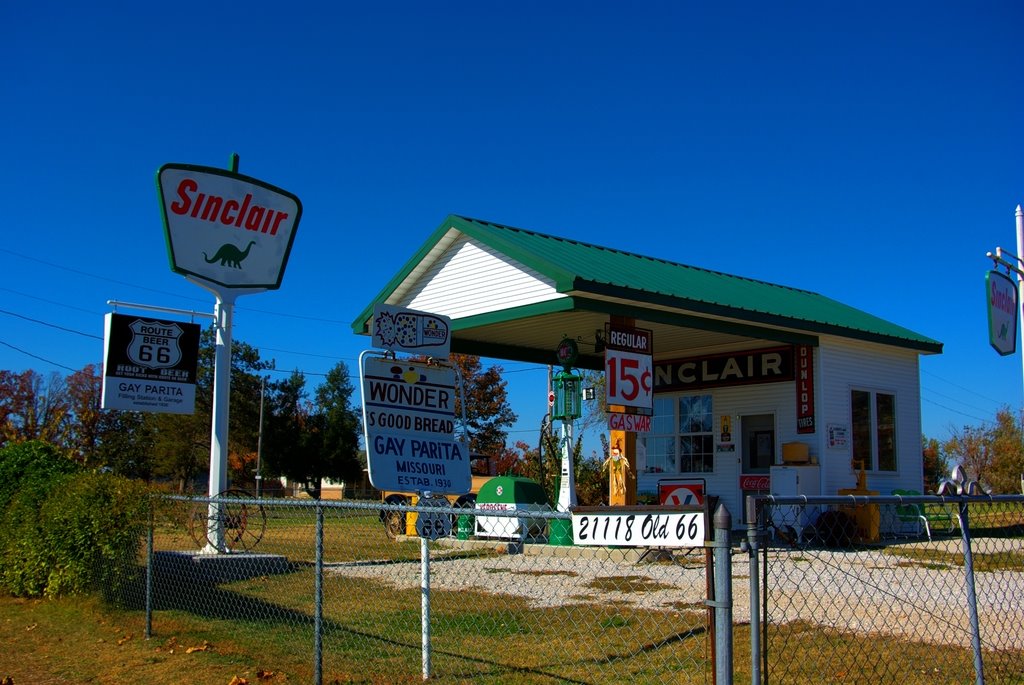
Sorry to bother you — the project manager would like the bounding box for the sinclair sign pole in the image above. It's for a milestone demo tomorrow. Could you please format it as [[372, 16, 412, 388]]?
[[157, 154, 301, 553]]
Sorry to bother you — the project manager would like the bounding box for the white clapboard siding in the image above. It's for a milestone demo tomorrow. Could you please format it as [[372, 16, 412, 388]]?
[[817, 335, 923, 494], [402, 235, 566, 318]]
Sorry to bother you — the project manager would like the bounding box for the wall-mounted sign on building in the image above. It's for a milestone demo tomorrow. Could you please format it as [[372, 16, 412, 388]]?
[[654, 346, 793, 391], [986, 270, 1018, 356], [157, 163, 302, 290], [101, 313, 201, 414], [796, 345, 816, 434]]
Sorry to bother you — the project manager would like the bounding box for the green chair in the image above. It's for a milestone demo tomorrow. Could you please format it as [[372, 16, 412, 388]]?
[[892, 488, 954, 542]]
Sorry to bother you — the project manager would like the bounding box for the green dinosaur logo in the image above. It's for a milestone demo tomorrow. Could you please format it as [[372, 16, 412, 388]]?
[[203, 240, 256, 269]]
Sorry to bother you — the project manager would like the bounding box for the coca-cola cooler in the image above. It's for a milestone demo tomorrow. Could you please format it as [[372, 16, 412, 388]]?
[[769, 465, 820, 536], [739, 474, 770, 524]]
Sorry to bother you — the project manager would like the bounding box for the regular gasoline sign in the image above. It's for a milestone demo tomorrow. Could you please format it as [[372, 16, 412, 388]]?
[[101, 313, 201, 414], [157, 163, 302, 290], [361, 356, 471, 495]]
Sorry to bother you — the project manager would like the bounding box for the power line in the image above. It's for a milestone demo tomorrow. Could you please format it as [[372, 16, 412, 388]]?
[[0, 339, 79, 372], [0, 308, 102, 339], [0, 287, 100, 315], [0, 246, 205, 305], [921, 369, 1009, 407], [921, 397, 988, 424], [921, 384, 1006, 418], [1, 247, 345, 324]]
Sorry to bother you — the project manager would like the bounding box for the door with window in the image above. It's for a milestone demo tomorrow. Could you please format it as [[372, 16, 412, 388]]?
[[740, 414, 774, 522], [742, 414, 775, 473]]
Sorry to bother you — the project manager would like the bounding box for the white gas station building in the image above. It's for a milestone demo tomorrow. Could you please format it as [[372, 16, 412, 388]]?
[[353, 215, 942, 523]]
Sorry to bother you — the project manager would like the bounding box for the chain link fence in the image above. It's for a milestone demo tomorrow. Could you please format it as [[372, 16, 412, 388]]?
[[753, 494, 1024, 684], [108, 494, 718, 684], [100, 492, 1024, 683]]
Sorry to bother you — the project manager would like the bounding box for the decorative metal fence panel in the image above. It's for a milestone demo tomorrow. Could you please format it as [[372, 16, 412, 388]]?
[[755, 495, 1024, 684], [109, 495, 716, 684]]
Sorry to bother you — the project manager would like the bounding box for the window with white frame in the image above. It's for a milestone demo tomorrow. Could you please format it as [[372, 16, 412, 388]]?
[[851, 389, 896, 472], [641, 394, 714, 474]]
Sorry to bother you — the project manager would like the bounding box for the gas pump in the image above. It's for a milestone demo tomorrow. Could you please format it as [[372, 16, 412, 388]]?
[[549, 337, 582, 545]]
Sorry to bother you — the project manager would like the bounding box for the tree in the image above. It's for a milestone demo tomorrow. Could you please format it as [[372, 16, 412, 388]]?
[[147, 326, 273, 492], [262, 370, 310, 492], [312, 362, 363, 488], [0, 370, 70, 447], [64, 365, 103, 466], [943, 424, 992, 488], [95, 409, 156, 480], [942, 407, 1024, 494], [922, 436, 947, 495], [449, 355, 517, 456], [262, 363, 363, 499], [985, 408, 1024, 494]]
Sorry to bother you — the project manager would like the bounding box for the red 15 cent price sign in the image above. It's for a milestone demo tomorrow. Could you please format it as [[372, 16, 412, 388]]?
[[605, 325, 653, 414]]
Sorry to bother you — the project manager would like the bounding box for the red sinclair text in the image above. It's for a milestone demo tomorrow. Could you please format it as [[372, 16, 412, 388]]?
[[170, 178, 289, 235]]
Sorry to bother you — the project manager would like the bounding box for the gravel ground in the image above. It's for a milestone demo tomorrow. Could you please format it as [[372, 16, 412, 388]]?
[[326, 536, 1024, 649]]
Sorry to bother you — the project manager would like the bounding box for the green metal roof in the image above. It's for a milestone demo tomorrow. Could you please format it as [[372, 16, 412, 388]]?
[[354, 215, 942, 354]]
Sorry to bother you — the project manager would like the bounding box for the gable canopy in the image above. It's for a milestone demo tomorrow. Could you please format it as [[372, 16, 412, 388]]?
[[352, 215, 942, 369]]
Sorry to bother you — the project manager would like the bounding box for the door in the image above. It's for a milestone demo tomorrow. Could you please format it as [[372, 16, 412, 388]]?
[[740, 413, 775, 522], [742, 414, 775, 472]]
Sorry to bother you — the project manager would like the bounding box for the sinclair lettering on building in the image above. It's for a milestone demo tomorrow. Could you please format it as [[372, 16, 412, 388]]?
[[157, 164, 302, 290]]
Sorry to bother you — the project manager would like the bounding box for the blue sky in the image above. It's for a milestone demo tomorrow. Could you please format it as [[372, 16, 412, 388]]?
[[2, 2, 1021, 457]]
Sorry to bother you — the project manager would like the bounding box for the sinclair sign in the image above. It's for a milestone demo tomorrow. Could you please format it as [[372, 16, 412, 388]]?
[[157, 163, 302, 290]]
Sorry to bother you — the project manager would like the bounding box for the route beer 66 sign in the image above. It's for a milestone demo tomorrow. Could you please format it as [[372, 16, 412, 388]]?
[[605, 324, 653, 422], [101, 313, 201, 414], [157, 163, 302, 290]]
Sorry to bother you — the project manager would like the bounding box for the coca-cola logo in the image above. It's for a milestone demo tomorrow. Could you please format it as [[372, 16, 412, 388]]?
[[740, 475, 770, 491]]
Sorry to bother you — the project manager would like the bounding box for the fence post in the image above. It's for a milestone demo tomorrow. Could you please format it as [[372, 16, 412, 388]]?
[[145, 505, 154, 640], [957, 501, 984, 685], [421, 532, 431, 680], [744, 497, 760, 685], [314, 502, 324, 685], [712, 502, 733, 685]]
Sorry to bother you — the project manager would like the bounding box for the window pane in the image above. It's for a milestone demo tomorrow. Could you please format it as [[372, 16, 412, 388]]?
[[679, 435, 714, 473], [642, 436, 676, 474], [876, 393, 896, 471], [652, 396, 675, 434], [851, 390, 872, 470], [679, 395, 713, 433], [676, 394, 714, 473]]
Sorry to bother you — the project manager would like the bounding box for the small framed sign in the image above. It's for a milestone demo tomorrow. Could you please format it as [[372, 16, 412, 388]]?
[[157, 163, 302, 290], [986, 270, 1018, 356]]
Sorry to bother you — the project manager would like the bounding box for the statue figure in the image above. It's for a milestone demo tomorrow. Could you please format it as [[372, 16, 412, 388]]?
[[602, 441, 631, 499]]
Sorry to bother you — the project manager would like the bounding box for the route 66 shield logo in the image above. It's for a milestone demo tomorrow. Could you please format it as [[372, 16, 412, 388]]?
[[127, 318, 183, 369]]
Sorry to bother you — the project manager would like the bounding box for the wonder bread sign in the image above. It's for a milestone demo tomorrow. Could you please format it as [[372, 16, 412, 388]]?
[[157, 163, 302, 290]]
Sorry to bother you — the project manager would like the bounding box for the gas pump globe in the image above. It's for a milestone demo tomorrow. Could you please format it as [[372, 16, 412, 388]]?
[[552, 337, 582, 420], [552, 369, 582, 420]]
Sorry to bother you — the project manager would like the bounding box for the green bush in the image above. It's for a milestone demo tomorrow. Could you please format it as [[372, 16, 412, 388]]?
[[0, 440, 81, 511], [0, 473, 75, 596], [0, 441, 150, 598], [38, 472, 150, 598]]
